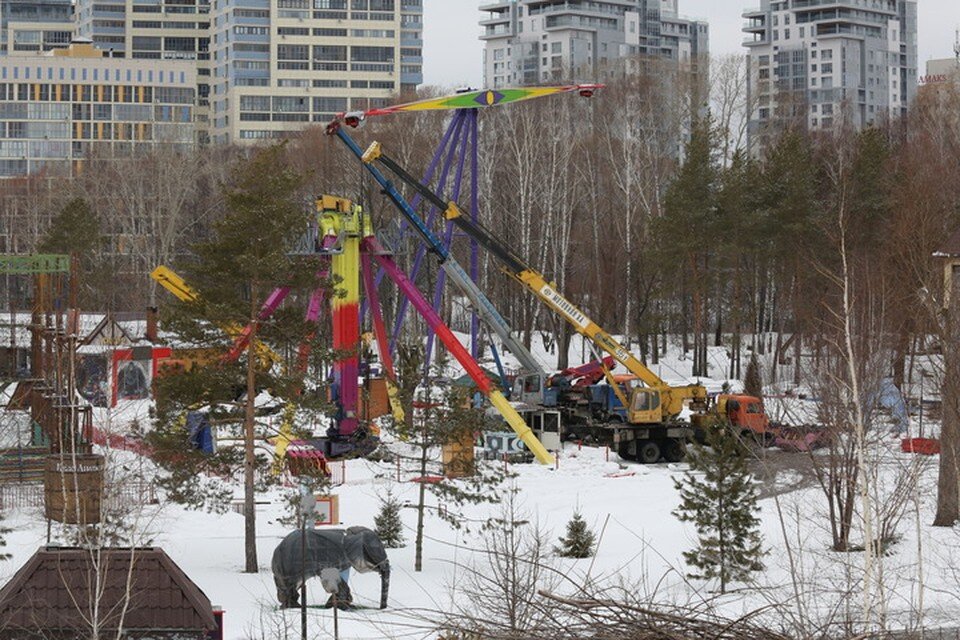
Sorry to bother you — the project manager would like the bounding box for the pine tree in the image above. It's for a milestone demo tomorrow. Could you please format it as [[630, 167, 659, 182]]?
[[556, 511, 595, 559], [374, 489, 406, 549], [744, 352, 763, 398], [394, 347, 508, 572], [673, 427, 765, 593], [38, 197, 109, 309], [148, 144, 324, 574]]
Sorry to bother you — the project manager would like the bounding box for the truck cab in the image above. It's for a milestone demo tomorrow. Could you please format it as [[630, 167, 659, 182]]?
[[716, 394, 777, 443]]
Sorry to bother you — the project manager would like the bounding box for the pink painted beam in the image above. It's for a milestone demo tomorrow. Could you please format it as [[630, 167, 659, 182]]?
[[363, 237, 491, 394], [361, 252, 395, 380], [224, 287, 291, 363]]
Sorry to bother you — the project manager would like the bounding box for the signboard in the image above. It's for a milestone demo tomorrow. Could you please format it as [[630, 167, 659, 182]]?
[[483, 432, 528, 456], [920, 74, 949, 85], [314, 494, 340, 527]]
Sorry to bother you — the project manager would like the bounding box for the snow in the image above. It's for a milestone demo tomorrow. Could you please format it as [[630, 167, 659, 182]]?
[[3, 427, 958, 638], [1, 334, 956, 637]]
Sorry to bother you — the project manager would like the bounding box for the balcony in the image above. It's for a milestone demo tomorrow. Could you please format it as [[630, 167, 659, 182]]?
[[479, 1, 513, 12], [480, 24, 513, 39], [480, 14, 511, 26], [528, 1, 627, 18]]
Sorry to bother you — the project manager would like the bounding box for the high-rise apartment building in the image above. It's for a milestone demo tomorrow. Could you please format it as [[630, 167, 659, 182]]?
[[0, 40, 196, 177], [74, 0, 212, 139], [209, 0, 423, 145], [0, 0, 73, 55], [479, 0, 708, 87], [743, 0, 917, 140]]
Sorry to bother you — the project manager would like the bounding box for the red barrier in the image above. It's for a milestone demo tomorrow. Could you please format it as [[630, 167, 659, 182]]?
[[901, 438, 941, 456]]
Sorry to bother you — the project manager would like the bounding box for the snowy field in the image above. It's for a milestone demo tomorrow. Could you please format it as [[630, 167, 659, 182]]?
[[4, 436, 957, 638], [1, 332, 955, 638]]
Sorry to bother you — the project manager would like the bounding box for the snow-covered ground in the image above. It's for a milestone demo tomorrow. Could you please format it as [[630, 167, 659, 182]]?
[[1, 332, 955, 638], [4, 435, 957, 638]]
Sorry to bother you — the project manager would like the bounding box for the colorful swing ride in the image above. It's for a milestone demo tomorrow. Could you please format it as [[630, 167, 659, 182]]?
[[152, 83, 603, 472]]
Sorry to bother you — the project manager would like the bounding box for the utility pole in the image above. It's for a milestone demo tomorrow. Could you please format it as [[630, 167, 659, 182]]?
[[243, 281, 258, 572]]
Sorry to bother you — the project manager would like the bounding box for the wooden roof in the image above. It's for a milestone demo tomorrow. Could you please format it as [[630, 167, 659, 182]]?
[[0, 547, 216, 633]]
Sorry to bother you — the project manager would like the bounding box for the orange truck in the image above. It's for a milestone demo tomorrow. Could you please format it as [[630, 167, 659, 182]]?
[[693, 394, 780, 446]]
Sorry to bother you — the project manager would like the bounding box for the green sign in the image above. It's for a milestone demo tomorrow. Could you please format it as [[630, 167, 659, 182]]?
[[0, 254, 70, 274]]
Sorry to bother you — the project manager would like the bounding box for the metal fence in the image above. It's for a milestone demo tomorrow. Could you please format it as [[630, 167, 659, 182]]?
[[0, 481, 158, 512]]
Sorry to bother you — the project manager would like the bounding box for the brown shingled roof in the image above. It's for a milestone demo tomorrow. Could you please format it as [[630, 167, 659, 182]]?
[[0, 547, 216, 635]]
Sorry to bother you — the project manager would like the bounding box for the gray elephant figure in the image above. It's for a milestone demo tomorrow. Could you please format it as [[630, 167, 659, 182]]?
[[272, 526, 390, 609]]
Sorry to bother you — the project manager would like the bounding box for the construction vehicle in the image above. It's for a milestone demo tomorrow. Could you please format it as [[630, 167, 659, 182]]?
[[691, 394, 779, 446], [346, 140, 709, 464]]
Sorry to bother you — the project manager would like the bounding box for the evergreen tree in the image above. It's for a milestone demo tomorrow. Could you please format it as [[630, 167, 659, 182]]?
[[374, 489, 406, 549], [149, 144, 323, 574], [38, 197, 108, 309], [0, 513, 10, 561], [556, 510, 595, 559], [744, 352, 763, 398], [673, 427, 765, 593], [660, 116, 721, 377]]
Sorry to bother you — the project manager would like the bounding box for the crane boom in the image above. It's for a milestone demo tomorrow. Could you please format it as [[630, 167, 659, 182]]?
[[361, 142, 707, 420]]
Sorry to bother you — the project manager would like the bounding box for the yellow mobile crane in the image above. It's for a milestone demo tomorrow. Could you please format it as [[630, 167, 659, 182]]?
[[361, 142, 708, 462]]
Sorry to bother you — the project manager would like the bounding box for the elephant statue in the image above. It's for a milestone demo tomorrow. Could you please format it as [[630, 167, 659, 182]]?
[[272, 526, 390, 609]]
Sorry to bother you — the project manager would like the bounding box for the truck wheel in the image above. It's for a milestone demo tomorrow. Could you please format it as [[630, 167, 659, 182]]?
[[638, 441, 661, 464], [662, 440, 685, 463]]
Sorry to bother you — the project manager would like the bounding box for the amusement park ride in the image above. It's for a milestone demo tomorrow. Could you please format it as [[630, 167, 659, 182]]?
[[153, 82, 714, 470]]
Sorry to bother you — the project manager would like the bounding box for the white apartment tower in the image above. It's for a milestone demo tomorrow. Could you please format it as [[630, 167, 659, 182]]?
[[74, 0, 212, 140], [743, 0, 917, 140], [209, 0, 423, 145], [480, 0, 708, 87], [1, 0, 73, 55]]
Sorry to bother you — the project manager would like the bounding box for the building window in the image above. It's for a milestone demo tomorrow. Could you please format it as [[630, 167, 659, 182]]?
[[313, 97, 347, 112]]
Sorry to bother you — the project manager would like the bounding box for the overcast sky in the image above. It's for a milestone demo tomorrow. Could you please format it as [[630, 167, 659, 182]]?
[[422, 0, 960, 88]]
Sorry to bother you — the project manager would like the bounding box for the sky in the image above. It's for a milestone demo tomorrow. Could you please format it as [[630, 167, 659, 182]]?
[[422, 0, 960, 88]]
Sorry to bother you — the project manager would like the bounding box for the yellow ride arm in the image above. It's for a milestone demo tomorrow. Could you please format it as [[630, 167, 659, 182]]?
[[150, 265, 280, 369]]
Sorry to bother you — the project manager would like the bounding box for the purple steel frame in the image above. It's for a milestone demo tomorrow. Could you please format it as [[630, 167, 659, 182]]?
[[369, 109, 482, 375]]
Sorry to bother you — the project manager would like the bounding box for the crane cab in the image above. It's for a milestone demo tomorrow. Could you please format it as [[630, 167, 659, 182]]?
[[627, 388, 662, 424], [512, 373, 559, 407]]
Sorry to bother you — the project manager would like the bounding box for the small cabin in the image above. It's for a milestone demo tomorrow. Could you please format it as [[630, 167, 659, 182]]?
[[0, 546, 223, 639]]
